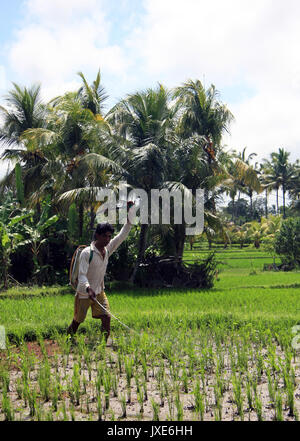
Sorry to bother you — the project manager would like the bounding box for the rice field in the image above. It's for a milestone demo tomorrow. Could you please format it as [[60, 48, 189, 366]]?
[[1, 245, 300, 421]]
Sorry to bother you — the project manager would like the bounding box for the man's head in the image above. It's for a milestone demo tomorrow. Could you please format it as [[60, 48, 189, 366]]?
[[94, 223, 115, 247]]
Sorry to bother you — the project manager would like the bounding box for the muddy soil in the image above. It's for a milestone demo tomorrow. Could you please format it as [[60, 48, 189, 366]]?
[[1, 338, 300, 421]]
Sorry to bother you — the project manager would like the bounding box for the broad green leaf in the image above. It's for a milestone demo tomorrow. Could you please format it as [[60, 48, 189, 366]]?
[[39, 215, 59, 231], [8, 212, 33, 227], [2, 232, 10, 249]]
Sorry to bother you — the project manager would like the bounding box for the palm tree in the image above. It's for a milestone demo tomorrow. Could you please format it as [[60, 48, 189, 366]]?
[[22, 91, 122, 239], [0, 83, 47, 210], [107, 84, 172, 280], [289, 161, 300, 213], [0, 83, 46, 147], [261, 157, 280, 214], [223, 153, 262, 221], [231, 148, 262, 218], [77, 69, 108, 116], [170, 80, 234, 252], [258, 163, 273, 218], [262, 148, 295, 218], [243, 220, 268, 248], [272, 148, 295, 218], [173, 80, 234, 146]]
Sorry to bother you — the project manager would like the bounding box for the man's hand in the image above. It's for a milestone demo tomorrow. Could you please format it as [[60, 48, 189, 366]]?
[[127, 201, 135, 224], [127, 200, 134, 211], [87, 287, 96, 302]]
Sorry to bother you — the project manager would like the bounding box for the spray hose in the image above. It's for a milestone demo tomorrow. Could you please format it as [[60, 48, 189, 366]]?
[[93, 297, 138, 335]]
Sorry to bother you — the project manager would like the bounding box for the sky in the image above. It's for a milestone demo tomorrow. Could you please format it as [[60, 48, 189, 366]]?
[[0, 0, 299, 208]]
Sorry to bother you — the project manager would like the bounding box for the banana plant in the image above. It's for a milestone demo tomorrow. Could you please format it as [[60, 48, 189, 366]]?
[[17, 203, 59, 284], [0, 213, 32, 289]]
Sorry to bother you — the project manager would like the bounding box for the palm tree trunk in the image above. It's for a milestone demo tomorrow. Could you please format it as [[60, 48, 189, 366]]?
[[231, 196, 235, 221], [79, 202, 84, 239], [90, 205, 96, 233], [249, 190, 253, 219], [130, 223, 149, 282], [36, 202, 41, 220], [276, 188, 279, 214], [283, 186, 286, 219], [175, 224, 186, 260], [265, 188, 268, 218]]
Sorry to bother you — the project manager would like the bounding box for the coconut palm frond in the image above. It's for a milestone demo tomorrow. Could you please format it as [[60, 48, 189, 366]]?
[[79, 152, 125, 175], [20, 128, 58, 148]]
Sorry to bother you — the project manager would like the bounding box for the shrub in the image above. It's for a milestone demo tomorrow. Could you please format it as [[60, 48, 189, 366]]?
[[135, 253, 217, 289], [274, 218, 300, 267]]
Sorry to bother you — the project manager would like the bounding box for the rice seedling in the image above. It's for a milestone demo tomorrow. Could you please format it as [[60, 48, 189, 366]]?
[[28, 388, 37, 417], [255, 393, 263, 421], [256, 352, 265, 383], [71, 362, 81, 406], [111, 369, 119, 398], [158, 379, 165, 407], [181, 368, 189, 394], [83, 348, 92, 381], [117, 350, 124, 375], [140, 377, 147, 403], [109, 409, 116, 421], [141, 352, 148, 382], [16, 378, 23, 400], [151, 398, 160, 421], [120, 393, 127, 418], [61, 401, 68, 421], [52, 382, 59, 412], [86, 395, 90, 414], [285, 375, 296, 417], [124, 356, 134, 403], [103, 369, 112, 409], [193, 381, 205, 421], [96, 390, 103, 421], [34, 400, 43, 421], [1, 389, 14, 421], [0, 365, 10, 394], [37, 360, 51, 402], [274, 391, 283, 421], [213, 384, 223, 421], [245, 374, 254, 411], [70, 404, 76, 421], [46, 410, 53, 421], [232, 375, 244, 421], [137, 387, 144, 415]]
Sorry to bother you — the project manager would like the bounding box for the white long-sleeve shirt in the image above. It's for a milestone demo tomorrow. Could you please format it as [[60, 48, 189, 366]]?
[[76, 222, 132, 298]]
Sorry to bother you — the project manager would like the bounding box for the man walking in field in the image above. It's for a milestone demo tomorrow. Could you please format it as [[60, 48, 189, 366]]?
[[67, 202, 134, 342]]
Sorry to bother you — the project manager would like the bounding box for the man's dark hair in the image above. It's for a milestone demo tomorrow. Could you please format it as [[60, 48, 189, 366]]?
[[94, 222, 115, 238]]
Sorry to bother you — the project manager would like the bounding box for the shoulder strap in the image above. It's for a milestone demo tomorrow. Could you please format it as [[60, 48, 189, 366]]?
[[89, 249, 94, 264]]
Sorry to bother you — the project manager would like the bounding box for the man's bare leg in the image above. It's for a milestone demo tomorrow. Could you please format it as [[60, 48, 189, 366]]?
[[67, 319, 80, 335], [100, 316, 111, 342]]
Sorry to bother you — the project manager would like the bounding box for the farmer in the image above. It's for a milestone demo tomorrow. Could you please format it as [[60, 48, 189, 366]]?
[[67, 201, 134, 341]]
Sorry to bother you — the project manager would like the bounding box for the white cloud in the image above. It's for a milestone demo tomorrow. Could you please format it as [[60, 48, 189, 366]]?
[[8, 0, 129, 101], [127, 0, 300, 160], [223, 89, 300, 163]]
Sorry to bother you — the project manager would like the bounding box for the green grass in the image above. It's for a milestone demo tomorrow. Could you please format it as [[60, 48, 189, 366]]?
[[1, 245, 300, 342], [0, 285, 72, 299], [1, 285, 300, 342], [215, 268, 300, 290]]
